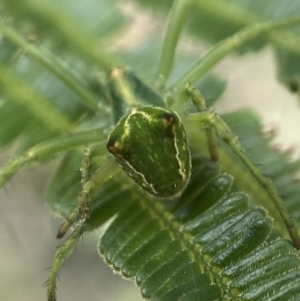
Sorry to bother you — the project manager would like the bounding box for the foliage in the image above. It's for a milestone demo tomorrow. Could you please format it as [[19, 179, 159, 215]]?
[[1, 0, 300, 300]]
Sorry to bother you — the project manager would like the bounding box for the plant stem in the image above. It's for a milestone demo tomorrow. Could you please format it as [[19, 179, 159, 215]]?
[[170, 16, 300, 91], [195, 0, 300, 56], [155, 0, 192, 88], [0, 130, 105, 188]]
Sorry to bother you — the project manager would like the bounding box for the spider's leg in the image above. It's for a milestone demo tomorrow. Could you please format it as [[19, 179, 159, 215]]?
[[57, 157, 120, 239], [56, 146, 94, 239], [50, 147, 120, 300], [205, 126, 219, 162], [78, 145, 97, 223], [184, 83, 300, 249], [81, 146, 93, 187], [48, 221, 85, 301]]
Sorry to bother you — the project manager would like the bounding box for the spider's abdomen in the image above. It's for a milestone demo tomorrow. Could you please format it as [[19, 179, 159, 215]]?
[[107, 106, 191, 198]]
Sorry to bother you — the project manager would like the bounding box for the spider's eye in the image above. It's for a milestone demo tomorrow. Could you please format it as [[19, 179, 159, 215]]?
[[107, 137, 130, 161], [162, 113, 175, 126], [107, 138, 120, 154]]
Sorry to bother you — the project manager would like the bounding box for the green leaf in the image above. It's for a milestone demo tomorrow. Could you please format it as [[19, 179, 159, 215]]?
[[221, 110, 300, 234], [47, 151, 300, 300]]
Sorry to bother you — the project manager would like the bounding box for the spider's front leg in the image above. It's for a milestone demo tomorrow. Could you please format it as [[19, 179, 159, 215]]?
[[47, 147, 93, 301], [48, 147, 120, 301], [184, 83, 300, 250], [57, 147, 119, 238], [56, 146, 93, 239], [47, 221, 85, 301]]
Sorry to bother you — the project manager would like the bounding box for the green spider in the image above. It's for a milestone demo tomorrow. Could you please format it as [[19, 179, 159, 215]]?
[[46, 66, 300, 301]]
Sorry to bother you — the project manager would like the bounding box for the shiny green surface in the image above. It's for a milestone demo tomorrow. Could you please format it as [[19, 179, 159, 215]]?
[[107, 106, 191, 198]]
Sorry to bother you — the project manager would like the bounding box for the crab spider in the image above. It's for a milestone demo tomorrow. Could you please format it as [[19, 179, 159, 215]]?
[[47, 68, 300, 301]]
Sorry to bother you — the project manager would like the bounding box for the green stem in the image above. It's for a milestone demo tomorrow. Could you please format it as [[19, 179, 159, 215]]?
[[155, 0, 192, 88], [170, 16, 300, 91], [195, 0, 300, 56], [0, 130, 106, 188], [0, 25, 102, 112]]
